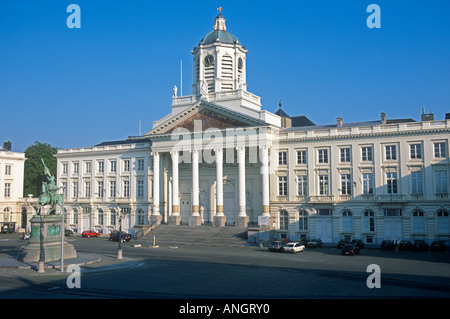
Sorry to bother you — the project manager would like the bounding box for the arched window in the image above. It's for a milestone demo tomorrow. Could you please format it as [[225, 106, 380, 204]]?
[[363, 210, 375, 232], [342, 210, 353, 232], [279, 210, 289, 230], [437, 210, 450, 234], [298, 209, 308, 231], [412, 210, 425, 233], [73, 209, 78, 224]]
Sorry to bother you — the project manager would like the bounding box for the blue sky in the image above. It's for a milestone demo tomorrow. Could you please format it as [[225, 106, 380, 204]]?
[[1, 0, 449, 153]]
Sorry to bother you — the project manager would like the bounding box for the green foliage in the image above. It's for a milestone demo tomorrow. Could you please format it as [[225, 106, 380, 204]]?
[[24, 141, 57, 197]]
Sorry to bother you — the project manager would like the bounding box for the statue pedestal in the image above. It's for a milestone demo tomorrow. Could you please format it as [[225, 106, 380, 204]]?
[[18, 215, 77, 263]]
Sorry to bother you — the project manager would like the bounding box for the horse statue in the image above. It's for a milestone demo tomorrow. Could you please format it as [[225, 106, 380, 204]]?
[[35, 159, 64, 215]]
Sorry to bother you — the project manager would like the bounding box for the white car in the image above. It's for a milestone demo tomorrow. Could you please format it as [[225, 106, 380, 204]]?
[[283, 242, 305, 253]]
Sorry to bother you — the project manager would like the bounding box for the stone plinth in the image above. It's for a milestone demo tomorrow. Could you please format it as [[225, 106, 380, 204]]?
[[168, 215, 182, 225], [235, 216, 249, 228], [213, 215, 226, 227], [18, 215, 77, 263], [189, 215, 202, 226]]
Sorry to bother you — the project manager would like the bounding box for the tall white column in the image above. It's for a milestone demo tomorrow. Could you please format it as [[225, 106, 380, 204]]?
[[260, 145, 270, 216], [189, 149, 202, 226], [213, 147, 226, 227], [215, 147, 224, 215], [236, 146, 248, 227], [151, 151, 162, 225], [169, 150, 181, 225], [152, 152, 160, 215]]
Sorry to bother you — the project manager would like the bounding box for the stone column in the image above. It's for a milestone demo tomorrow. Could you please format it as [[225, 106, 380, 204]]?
[[169, 150, 181, 225], [150, 151, 162, 226], [236, 146, 248, 227], [260, 146, 270, 216], [189, 149, 202, 226], [213, 147, 226, 227]]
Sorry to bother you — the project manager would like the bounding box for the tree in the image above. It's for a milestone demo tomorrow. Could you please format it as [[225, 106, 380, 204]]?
[[24, 141, 58, 197]]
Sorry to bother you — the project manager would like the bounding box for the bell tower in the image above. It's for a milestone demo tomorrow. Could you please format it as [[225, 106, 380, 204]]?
[[191, 7, 248, 97]]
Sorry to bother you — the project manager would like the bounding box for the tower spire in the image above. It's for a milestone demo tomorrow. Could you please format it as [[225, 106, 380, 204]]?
[[214, 7, 227, 31]]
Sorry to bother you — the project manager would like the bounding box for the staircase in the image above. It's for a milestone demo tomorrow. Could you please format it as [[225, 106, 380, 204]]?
[[134, 224, 252, 248]]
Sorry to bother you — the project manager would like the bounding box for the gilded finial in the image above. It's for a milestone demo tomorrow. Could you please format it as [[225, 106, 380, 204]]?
[[217, 6, 223, 14]]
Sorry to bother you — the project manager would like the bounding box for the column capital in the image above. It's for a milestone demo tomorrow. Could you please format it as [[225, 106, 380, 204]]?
[[151, 151, 160, 161]]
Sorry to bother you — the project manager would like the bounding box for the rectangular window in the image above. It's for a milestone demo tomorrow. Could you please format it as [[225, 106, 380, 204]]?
[[4, 183, 11, 198], [361, 146, 372, 161], [385, 145, 397, 160], [296, 150, 307, 164], [110, 181, 116, 198], [62, 182, 67, 199], [97, 181, 104, 198], [62, 163, 68, 175], [340, 148, 351, 162], [110, 160, 116, 173], [318, 149, 328, 164], [386, 172, 398, 194], [435, 170, 448, 194], [123, 159, 130, 172], [85, 161, 91, 174], [319, 175, 329, 195], [137, 180, 144, 197], [278, 176, 287, 196], [85, 181, 91, 198], [362, 173, 374, 194], [137, 159, 145, 171], [411, 171, 423, 194], [341, 174, 352, 195], [73, 162, 79, 174], [297, 176, 307, 196], [98, 161, 104, 173], [4, 165, 11, 176], [409, 143, 422, 159], [434, 142, 447, 158], [278, 151, 287, 165], [73, 181, 79, 198], [123, 180, 130, 197]]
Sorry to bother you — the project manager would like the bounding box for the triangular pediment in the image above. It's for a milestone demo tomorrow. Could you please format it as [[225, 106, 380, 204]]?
[[147, 101, 267, 135]]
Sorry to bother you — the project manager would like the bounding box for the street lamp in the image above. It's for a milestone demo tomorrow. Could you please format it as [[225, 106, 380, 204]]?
[[117, 216, 123, 259]]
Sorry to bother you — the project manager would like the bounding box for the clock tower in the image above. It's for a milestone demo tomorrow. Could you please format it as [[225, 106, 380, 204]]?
[[191, 8, 248, 96]]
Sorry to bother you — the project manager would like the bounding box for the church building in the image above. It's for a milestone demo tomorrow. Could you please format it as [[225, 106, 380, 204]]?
[[55, 10, 450, 246]]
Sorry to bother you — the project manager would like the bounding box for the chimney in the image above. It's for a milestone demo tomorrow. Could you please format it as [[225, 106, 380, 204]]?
[[421, 108, 434, 121], [445, 113, 450, 120], [3, 141, 11, 151], [381, 112, 386, 124], [336, 117, 343, 127]]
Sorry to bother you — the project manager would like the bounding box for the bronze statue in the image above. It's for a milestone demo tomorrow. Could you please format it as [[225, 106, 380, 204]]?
[[36, 158, 64, 215]]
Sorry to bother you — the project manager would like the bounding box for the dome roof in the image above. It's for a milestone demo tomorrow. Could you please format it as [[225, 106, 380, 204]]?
[[199, 13, 240, 45]]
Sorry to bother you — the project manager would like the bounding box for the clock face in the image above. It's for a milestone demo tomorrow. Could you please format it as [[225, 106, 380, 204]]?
[[204, 54, 215, 67], [238, 57, 243, 70]]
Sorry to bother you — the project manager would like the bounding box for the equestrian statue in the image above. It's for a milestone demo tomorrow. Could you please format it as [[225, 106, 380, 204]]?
[[36, 158, 64, 215]]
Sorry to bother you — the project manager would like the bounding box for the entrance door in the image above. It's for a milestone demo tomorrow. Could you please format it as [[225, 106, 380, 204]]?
[[180, 195, 191, 225], [384, 219, 403, 241], [316, 218, 332, 243]]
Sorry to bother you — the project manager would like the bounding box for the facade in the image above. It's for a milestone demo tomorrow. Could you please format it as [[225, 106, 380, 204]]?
[[0, 141, 27, 232], [55, 11, 450, 245]]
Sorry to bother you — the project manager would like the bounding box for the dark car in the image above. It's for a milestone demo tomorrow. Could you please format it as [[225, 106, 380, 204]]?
[[337, 239, 350, 249], [268, 241, 285, 252], [65, 229, 74, 236], [109, 231, 132, 242], [412, 240, 429, 251], [398, 240, 412, 251], [380, 240, 394, 250], [307, 238, 323, 248], [351, 239, 365, 249], [430, 240, 449, 252], [341, 244, 360, 256]]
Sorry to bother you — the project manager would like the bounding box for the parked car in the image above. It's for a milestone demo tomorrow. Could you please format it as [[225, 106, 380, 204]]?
[[65, 229, 74, 236], [81, 230, 101, 238], [268, 241, 285, 252], [380, 240, 394, 250], [398, 240, 412, 251], [412, 240, 429, 251], [337, 239, 350, 249], [341, 244, 360, 256], [307, 238, 323, 248], [283, 242, 305, 253], [351, 239, 365, 249], [430, 240, 449, 252], [109, 231, 132, 242]]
